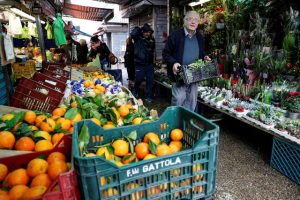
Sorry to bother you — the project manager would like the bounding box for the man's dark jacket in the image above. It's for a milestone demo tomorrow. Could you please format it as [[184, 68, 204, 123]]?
[[162, 28, 205, 82]]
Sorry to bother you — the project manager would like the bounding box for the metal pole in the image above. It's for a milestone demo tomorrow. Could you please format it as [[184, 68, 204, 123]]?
[[35, 15, 46, 62]]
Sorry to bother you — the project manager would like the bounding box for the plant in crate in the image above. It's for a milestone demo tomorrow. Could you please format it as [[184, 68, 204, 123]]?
[[282, 91, 300, 119]]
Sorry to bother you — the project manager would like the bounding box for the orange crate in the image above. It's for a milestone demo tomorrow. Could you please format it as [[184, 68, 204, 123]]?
[[32, 72, 67, 93], [43, 69, 69, 83], [12, 61, 36, 79], [0, 135, 81, 200]]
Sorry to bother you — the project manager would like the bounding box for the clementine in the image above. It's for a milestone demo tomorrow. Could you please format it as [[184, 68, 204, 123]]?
[[15, 137, 35, 151], [48, 160, 68, 180], [27, 158, 48, 177], [24, 111, 36, 124], [112, 140, 129, 157], [135, 142, 150, 160], [170, 128, 184, 141], [30, 173, 52, 188], [0, 131, 15, 149], [0, 163, 8, 181]]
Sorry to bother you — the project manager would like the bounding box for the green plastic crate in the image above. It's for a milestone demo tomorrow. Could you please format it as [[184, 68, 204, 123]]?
[[73, 106, 219, 200], [271, 137, 300, 185]]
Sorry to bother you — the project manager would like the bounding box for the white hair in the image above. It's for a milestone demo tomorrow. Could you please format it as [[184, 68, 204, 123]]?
[[184, 11, 200, 20]]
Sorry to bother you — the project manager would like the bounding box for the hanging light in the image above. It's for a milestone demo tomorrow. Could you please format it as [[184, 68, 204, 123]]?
[[189, 0, 211, 7]]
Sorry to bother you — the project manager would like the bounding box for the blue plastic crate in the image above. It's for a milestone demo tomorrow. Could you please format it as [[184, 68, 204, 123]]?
[[271, 137, 300, 185], [73, 106, 219, 200]]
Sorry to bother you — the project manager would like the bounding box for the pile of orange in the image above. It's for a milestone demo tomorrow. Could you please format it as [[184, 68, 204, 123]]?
[[0, 107, 77, 152], [0, 151, 70, 200], [88, 128, 184, 166]]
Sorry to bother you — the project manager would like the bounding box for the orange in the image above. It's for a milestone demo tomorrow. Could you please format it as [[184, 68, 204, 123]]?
[[119, 105, 129, 117], [156, 144, 172, 157], [0, 131, 15, 149], [102, 188, 118, 199], [30, 173, 52, 188], [27, 158, 48, 178], [112, 140, 129, 157], [0, 163, 8, 181], [96, 147, 112, 160], [90, 118, 101, 126], [102, 124, 115, 129], [142, 119, 151, 123], [169, 143, 181, 153], [47, 152, 66, 164], [0, 193, 10, 200], [7, 168, 29, 187], [132, 117, 142, 125], [35, 115, 47, 127], [24, 111, 36, 124], [27, 125, 38, 131], [85, 153, 96, 157], [170, 128, 183, 141], [40, 118, 56, 132], [70, 113, 82, 125], [95, 84, 106, 93], [51, 133, 65, 146], [9, 184, 29, 200], [143, 132, 160, 145], [35, 140, 53, 152], [143, 154, 157, 160], [135, 142, 150, 160], [21, 186, 47, 200], [52, 107, 66, 117], [169, 141, 182, 150], [122, 153, 136, 165], [48, 160, 68, 180], [68, 126, 74, 134], [15, 137, 35, 151], [51, 115, 61, 121], [56, 118, 71, 130], [1, 113, 14, 122], [34, 131, 51, 141], [70, 101, 77, 108]]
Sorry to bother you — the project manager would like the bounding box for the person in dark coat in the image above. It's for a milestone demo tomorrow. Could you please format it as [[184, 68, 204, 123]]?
[[163, 11, 209, 111], [124, 36, 135, 82], [64, 33, 81, 64], [89, 35, 111, 70], [130, 23, 155, 103], [78, 39, 88, 64]]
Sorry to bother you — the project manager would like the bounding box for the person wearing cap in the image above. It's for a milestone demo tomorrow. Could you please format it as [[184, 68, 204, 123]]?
[[163, 11, 210, 111], [89, 35, 112, 70], [130, 23, 155, 103]]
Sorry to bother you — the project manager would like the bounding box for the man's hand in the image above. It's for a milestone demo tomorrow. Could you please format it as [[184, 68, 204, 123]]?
[[173, 63, 181, 74], [204, 56, 211, 61]]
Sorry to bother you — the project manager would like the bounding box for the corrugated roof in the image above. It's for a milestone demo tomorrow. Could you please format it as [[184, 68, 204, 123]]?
[[63, 3, 113, 21]]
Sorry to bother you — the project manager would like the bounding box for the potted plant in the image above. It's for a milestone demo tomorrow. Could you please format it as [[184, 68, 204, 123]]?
[[283, 91, 300, 119]]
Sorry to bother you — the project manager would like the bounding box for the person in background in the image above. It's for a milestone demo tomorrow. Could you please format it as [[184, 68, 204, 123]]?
[[64, 33, 81, 64], [124, 36, 135, 82], [162, 11, 210, 111], [79, 39, 88, 64], [130, 23, 155, 103], [89, 35, 111, 70]]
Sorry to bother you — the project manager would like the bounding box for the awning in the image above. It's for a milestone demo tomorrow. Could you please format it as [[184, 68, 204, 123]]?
[[63, 3, 113, 21]]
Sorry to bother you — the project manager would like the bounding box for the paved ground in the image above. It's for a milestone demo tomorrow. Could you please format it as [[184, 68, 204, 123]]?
[[115, 64, 300, 200]]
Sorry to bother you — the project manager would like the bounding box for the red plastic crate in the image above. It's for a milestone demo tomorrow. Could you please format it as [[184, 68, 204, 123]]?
[[32, 72, 66, 93], [0, 135, 81, 200], [43, 69, 69, 83], [47, 66, 70, 78], [18, 77, 64, 101], [10, 89, 58, 112]]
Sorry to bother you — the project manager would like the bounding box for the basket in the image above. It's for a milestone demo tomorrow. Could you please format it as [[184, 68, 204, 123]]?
[[0, 135, 81, 200], [271, 137, 300, 185], [12, 61, 36, 79], [32, 72, 67, 93], [43, 69, 69, 83], [10, 78, 63, 112], [178, 61, 220, 85], [73, 106, 219, 200], [47, 66, 70, 78]]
